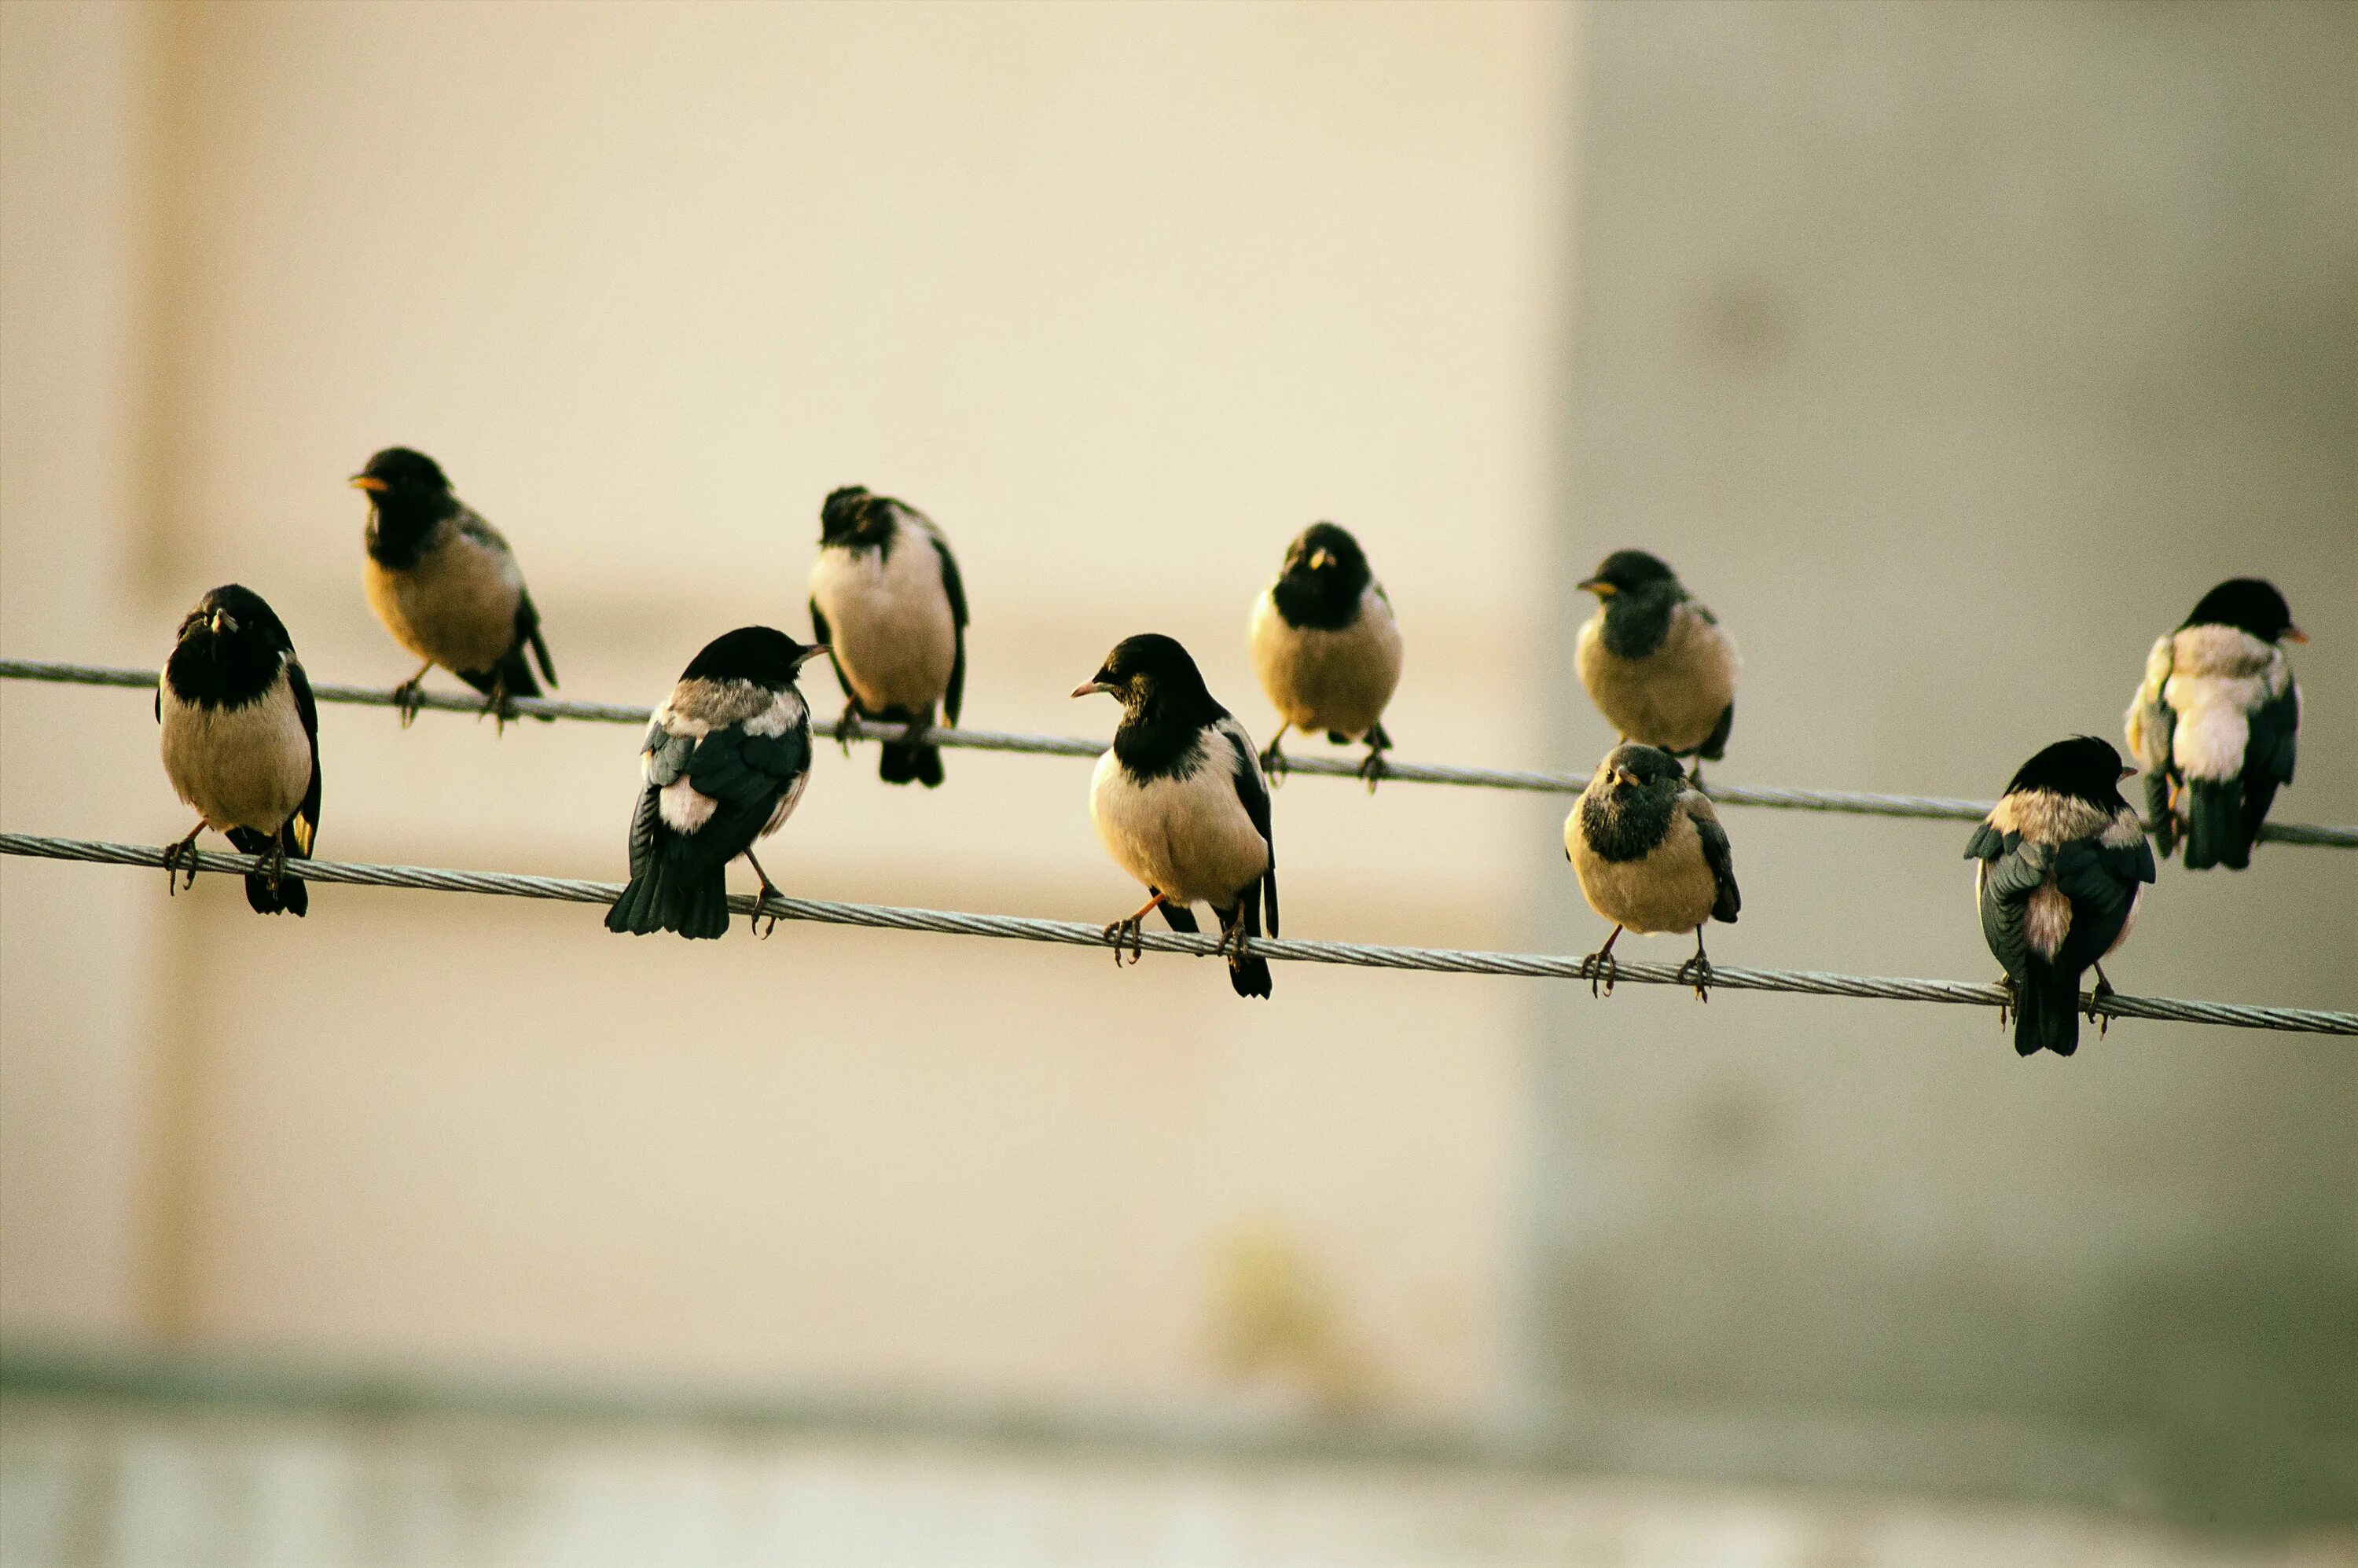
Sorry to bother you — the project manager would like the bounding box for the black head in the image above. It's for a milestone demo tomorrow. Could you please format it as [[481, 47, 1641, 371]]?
[[1271, 522, 1374, 630], [1074, 633, 1221, 711], [681, 625, 828, 689], [351, 446, 453, 505], [1578, 550, 1681, 600], [167, 583, 295, 707], [2181, 578, 2304, 645], [352, 446, 460, 563], [819, 485, 894, 549], [2004, 736, 2135, 809], [1596, 741, 1688, 795]]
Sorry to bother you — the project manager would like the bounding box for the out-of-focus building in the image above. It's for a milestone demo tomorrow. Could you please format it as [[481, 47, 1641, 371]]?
[[2, 2, 2352, 1562]]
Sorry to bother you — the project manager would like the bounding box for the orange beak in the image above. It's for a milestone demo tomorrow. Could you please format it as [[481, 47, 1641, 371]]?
[[349, 475, 386, 493]]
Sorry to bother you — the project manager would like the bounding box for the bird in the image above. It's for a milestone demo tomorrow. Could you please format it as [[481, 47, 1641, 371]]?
[[1574, 550, 1738, 783], [2124, 578, 2304, 871], [1965, 736, 2156, 1057], [605, 626, 825, 941], [1074, 634, 1280, 998], [351, 446, 558, 727], [1249, 522, 1403, 787], [806, 485, 968, 788], [1564, 743, 1739, 1001], [156, 583, 321, 916]]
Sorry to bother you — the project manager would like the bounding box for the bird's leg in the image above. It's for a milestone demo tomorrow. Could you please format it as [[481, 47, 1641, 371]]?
[[2088, 962, 2115, 1036], [1357, 724, 1390, 793], [1674, 927, 1714, 1002], [833, 705, 861, 754], [1580, 926, 1624, 999], [162, 821, 206, 894], [741, 849, 783, 938], [1214, 908, 1248, 960], [1995, 974, 2016, 1032], [1258, 724, 1291, 783], [1101, 890, 1166, 967], [1687, 758, 1706, 790], [478, 672, 516, 734], [391, 661, 433, 728], [265, 826, 288, 893]]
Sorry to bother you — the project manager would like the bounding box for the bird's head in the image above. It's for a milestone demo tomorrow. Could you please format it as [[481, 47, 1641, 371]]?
[[2005, 736, 2135, 810], [819, 485, 893, 548], [682, 626, 829, 691], [1577, 549, 1681, 603], [2183, 578, 2305, 646], [1280, 522, 1369, 585], [175, 583, 286, 652], [1073, 633, 1213, 715], [1594, 741, 1687, 800], [349, 446, 454, 510], [168, 584, 291, 703]]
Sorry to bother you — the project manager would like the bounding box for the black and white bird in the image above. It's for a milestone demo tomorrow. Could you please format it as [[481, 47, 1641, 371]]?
[[605, 626, 825, 941], [1966, 736, 2156, 1058], [352, 446, 558, 725], [2124, 578, 2304, 871], [1574, 551, 1739, 781], [1074, 634, 1280, 999], [807, 485, 968, 788], [1249, 522, 1403, 785], [1564, 743, 1739, 1001], [156, 584, 321, 916]]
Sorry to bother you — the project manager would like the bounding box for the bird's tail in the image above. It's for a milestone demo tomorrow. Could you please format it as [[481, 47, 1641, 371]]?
[[876, 707, 944, 788], [1222, 896, 1273, 1001], [225, 826, 306, 916], [605, 858, 730, 939], [2145, 772, 2179, 861], [457, 648, 556, 722], [2012, 957, 2080, 1057], [2182, 778, 2249, 871]]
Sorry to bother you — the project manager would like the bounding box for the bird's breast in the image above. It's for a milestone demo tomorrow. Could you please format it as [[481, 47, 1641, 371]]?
[[364, 531, 523, 674], [1567, 806, 1717, 935], [1249, 587, 1401, 737], [1089, 747, 1268, 907], [810, 541, 957, 712], [159, 675, 310, 834]]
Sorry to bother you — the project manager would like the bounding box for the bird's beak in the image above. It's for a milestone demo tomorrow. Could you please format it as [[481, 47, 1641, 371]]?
[[1309, 549, 1332, 571], [2286, 626, 2308, 644], [1578, 578, 1615, 598], [349, 475, 386, 492], [208, 608, 234, 636], [1611, 767, 1638, 789], [1071, 678, 1114, 699], [2119, 765, 2138, 781], [795, 644, 830, 669]]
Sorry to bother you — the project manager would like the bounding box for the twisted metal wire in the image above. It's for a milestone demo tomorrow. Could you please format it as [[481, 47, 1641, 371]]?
[[5, 658, 2349, 846], [6, 833, 2349, 1035]]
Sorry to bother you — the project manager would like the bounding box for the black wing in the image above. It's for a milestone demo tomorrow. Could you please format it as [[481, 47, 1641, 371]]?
[[667, 722, 811, 873], [286, 659, 322, 857], [2051, 832, 2153, 968], [516, 589, 557, 687], [931, 534, 968, 727], [1967, 824, 2044, 979], [2246, 677, 2298, 788], [808, 597, 857, 714], [1689, 799, 1739, 923], [1221, 723, 1278, 938]]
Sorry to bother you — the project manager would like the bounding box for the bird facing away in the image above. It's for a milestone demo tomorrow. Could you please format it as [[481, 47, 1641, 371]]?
[[352, 446, 558, 727], [806, 485, 968, 788], [1249, 522, 1403, 787], [156, 584, 321, 916], [1565, 743, 1739, 1001], [2124, 578, 2304, 871], [1574, 550, 1739, 782], [1075, 634, 1280, 999], [1965, 736, 2155, 1058], [605, 626, 825, 941]]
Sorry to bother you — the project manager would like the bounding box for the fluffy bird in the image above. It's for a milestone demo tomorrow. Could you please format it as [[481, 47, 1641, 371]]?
[[352, 446, 558, 725], [1966, 736, 2155, 1058], [605, 626, 825, 941], [1574, 551, 1739, 781], [1074, 634, 1280, 999], [1249, 522, 1403, 784], [807, 485, 968, 788], [1564, 743, 1739, 1001], [156, 584, 321, 916], [2124, 578, 2304, 871]]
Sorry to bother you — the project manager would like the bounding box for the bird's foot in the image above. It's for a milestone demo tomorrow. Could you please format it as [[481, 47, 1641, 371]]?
[[833, 707, 859, 755], [1579, 949, 1619, 999], [2087, 968, 2115, 1035], [1101, 916, 1146, 967], [1995, 975, 2017, 1032], [1676, 951, 1713, 1003], [1215, 923, 1249, 961], [1258, 744, 1287, 784], [1357, 746, 1388, 793], [391, 678, 426, 729], [265, 837, 288, 892], [162, 828, 204, 894], [1688, 761, 1707, 790], [478, 682, 517, 735]]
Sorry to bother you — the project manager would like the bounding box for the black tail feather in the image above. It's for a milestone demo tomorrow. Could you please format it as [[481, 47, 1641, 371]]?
[[1221, 898, 1273, 1000], [2014, 958, 2080, 1057], [456, 648, 556, 721], [1696, 700, 1735, 762], [875, 707, 943, 788], [605, 860, 730, 939], [2183, 779, 2248, 871], [2145, 773, 2179, 860]]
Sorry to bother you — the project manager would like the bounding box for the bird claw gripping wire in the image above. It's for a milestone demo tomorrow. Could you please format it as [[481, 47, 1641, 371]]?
[[1357, 747, 1388, 793], [1995, 975, 2017, 1032], [1676, 950, 1713, 1004], [832, 707, 860, 756], [160, 828, 204, 894], [1580, 949, 1619, 999], [2087, 968, 2115, 1037], [391, 678, 427, 729], [1215, 922, 1249, 961], [1101, 916, 1147, 967]]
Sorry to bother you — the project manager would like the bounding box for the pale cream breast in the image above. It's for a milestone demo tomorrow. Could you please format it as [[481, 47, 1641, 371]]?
[[365, 526, 523, 674], [1574, 603, 1739, 753], [2158, 626, 2290, 782], [1248, 586, 1403, 740], [809, 533, 957, 714], [1089, 745, 1269, 909], [1566, 806, 1719, 936], [160, 677, 311, 835]]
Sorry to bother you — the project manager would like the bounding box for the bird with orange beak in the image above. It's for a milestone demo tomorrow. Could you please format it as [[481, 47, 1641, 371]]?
[[1573, 550, 1739, 783]]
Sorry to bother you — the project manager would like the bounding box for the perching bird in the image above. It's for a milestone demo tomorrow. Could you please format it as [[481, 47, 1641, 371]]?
[[807, 485, 968, 788], [1574, 551, 1738, 781], [1249, 522, 1403, 785], [2124, 578, 2304, 871], [605, 626, 825, 941], [1564, 743, 1739, 1001], [1965, 736, 2155, 1058], [156, 584, 321, 916], [1074, 634, 1280, 998], [351, 446, 558, 725]]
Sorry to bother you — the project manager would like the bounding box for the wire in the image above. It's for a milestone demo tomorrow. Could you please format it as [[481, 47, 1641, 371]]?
[[6, 833, 2349, 1035], [5, 658, 2350, 846]]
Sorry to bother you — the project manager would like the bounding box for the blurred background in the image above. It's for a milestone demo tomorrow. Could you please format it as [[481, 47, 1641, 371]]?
[[2, 1, 2351, 1562]]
